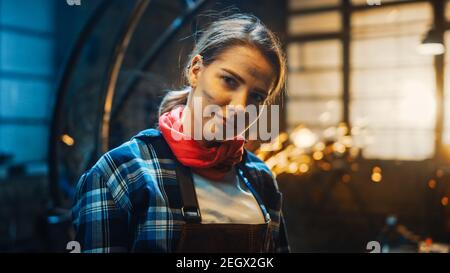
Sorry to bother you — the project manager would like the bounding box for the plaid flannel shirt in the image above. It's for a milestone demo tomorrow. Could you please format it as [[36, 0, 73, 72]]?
[[72, 128, 290, 253]]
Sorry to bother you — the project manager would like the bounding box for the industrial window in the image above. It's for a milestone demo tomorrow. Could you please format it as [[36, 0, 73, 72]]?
[[287, 39, 343, 135], [0, 0, 55, 174], [287, 0, 438, 160], [350, 2, 435, 160]]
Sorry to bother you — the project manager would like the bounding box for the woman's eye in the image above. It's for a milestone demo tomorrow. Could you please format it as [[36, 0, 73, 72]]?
[[221, 75, 239, 89], [250, 92, 266, 103]]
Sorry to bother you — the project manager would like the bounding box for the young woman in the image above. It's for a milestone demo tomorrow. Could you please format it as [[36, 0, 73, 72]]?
[[72, 13, 290, 253]]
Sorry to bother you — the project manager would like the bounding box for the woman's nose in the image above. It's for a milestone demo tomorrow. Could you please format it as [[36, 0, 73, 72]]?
[[229, 89, 249, 108]]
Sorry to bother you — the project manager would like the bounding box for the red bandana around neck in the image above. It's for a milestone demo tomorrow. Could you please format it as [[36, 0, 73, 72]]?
[[159, 106, 245, 181]]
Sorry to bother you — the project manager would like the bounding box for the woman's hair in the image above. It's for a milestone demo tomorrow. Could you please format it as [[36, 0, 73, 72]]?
[[159, 13, 287, 116]]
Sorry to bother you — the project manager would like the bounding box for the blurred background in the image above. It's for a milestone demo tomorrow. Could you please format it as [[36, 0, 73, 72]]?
[[0, 0, 450, 253]]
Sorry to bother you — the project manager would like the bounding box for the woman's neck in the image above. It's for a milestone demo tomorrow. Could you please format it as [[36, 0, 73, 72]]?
[[181, 104, 221, 148]]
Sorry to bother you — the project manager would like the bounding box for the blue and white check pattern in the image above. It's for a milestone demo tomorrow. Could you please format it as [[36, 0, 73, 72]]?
[[72, 128, 290, 253]]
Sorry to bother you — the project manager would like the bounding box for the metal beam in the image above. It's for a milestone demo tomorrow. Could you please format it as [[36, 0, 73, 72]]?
[[433, 0, 445, 161], [98, 0, 151, 154]]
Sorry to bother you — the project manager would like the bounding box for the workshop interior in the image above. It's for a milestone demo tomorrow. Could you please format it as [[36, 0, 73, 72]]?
[[0, 0, 450, 253]]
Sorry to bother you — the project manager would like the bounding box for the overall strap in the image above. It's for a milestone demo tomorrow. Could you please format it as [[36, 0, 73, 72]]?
[[175, 162, 202, 223], [137, 133, 201, 223]]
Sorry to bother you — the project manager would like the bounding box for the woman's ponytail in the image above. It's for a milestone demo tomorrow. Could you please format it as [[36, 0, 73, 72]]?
[[158, 88, 191, 117]]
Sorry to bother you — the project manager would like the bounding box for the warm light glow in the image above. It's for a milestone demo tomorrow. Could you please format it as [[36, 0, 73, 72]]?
[[372, 166, 382, 173], [299, 163, 309, 173], [323, 126, 336, 139], [259, 132, 289, 152], [313, 151, 324, 161], [291, 127, 317, 149], [319, 112, 331, 124], [313, 142, 325, 151], [278, 132, 289, 143], [417, 43, 445, 55], [371, 172, 382, 183], [337, 122, 349, 136], [265, 157, 278, 170], [298, 154, 312, 164], [288, 162, 298, 174], [332, 142, 346, 154], [61, 134, 75, 146], [350, 147, 360, 158], [341, 135, 353, 147], [436, 169, 444, 178], [428, 179, 437, 189], [442, 196, 449, 206]]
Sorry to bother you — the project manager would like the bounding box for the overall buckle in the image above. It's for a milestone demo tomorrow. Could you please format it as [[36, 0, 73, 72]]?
[[181, 207, 201, 223]]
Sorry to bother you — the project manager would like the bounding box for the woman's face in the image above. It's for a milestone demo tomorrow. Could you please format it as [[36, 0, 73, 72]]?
[[184, 45, 275, 143]]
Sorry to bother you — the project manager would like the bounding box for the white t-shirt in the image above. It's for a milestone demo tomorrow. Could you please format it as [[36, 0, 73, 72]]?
[[192, 167, 266, 224]]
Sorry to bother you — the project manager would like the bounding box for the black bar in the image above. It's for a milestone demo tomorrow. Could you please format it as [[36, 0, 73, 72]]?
[[287, 32, 342, 43]]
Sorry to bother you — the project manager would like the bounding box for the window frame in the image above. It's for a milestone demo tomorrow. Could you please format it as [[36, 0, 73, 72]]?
[[286, 0, 447, 162]]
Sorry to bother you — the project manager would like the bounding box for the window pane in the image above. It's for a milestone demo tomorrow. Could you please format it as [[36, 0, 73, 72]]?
[[0, 0, 55, 32], [0, 124, 49, 163], [0, 78, 53, 119], [357, 130, 434, 160], [288, 12, 341, 35], [352, 36, 433, 68], [0, 32, 55, 76], [288, 71, 342, 97], [350, 85, 436, 130], [288, 40, 342, 70], [287, 99, 342, 127], [350, 2, 435, 160], [287, 39, 342, 129], [351, 67, 434, 99], [352, 0, 422, 7]]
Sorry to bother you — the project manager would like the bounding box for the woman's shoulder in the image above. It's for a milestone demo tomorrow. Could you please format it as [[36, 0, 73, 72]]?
[[96, 128, 162, 172], [132, 128, 162, 139], [241, 149, 280, 193], [242, 149, 273, 177], [75, 128, 172, 210], [102, 128, 169, 163], [241, 149, 283, 214]]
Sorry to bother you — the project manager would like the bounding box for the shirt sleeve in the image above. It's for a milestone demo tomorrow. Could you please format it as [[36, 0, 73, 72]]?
[[72, 170, 130, 253]]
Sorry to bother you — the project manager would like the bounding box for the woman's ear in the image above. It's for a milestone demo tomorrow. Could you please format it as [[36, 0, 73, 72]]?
[[189, 54, 203, 88]]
